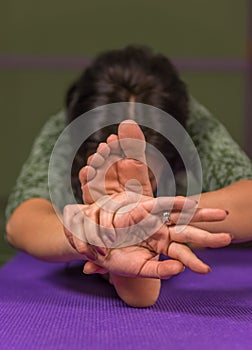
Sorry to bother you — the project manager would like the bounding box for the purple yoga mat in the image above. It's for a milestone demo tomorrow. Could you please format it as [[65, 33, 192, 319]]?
[[0, 248, 251, 350]]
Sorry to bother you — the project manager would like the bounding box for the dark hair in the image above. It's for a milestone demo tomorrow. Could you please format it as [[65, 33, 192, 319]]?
[[65, 45, 189, 202]]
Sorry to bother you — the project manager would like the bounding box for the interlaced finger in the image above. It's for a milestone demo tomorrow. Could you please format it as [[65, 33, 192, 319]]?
[[168, 242, 211, 274], [169, 225, 232, 248]]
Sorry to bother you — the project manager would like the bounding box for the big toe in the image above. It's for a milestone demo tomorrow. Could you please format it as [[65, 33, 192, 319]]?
[[118, 120, 146, 161]]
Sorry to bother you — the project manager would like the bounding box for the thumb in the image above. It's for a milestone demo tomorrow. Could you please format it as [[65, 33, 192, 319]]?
[[83, 261, 109, 275]]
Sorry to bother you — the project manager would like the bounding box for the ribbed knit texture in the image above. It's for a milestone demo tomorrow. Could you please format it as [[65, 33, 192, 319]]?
[[0, 248, 251, 350]]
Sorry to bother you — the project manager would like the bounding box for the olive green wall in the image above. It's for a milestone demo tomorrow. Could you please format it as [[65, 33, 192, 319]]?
[[0, 0, 248, 265], [0, 0, 247, 201]]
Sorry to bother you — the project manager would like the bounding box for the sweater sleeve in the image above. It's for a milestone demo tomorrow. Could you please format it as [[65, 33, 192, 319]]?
[[187, 97, 252, 193], [5, 111, 66, 221]]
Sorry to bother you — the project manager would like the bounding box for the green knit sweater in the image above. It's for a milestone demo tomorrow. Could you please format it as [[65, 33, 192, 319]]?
[[5, 97, 252, 220]]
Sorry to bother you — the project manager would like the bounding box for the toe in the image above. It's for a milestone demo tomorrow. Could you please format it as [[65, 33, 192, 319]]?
[[107, 134, 122, 155], [118, 120, 146, 161], [87, 152, 105, 168], [96, 142, 110, 159], [79, 165, 96, 185]]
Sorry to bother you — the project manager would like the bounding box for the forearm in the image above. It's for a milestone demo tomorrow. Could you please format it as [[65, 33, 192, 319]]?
[[192, 180, 252, 242], [6, 198, 85, 262]]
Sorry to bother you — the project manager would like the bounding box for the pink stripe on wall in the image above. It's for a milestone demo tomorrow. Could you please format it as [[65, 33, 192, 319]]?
[[0, 54, 248, 72]]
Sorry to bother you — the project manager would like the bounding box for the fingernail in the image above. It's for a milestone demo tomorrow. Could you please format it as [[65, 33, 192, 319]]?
[[83, 264, 90, 274], [207, 267, 212, 273]]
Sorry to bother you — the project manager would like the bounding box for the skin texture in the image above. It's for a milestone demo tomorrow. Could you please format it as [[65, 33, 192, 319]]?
[[6, 121, 251, 307], [68, 120, 230, 306]]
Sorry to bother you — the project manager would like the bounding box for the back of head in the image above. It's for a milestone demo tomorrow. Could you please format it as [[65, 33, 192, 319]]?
[[66, 45, 188, 124], [65, 45, 189, 201]]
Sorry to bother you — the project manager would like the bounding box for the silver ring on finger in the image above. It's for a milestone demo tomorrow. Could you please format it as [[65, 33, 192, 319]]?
[[162, 211, 174, 226]]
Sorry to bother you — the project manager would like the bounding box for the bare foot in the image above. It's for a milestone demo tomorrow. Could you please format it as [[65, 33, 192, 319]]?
[[78, 120, 161, 305], [79, 120, 153, 205]]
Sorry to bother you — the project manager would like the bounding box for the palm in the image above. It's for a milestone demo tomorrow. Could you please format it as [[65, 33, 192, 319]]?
[[85, 241, 184, 279], [64, 192, 231, 278]]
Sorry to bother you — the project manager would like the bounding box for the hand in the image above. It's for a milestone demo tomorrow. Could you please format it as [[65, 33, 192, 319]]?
[[63, 192, 231, 279]]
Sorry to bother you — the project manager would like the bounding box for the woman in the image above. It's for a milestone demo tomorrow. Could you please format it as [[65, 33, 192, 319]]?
[[6, 46, 252, 307]]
